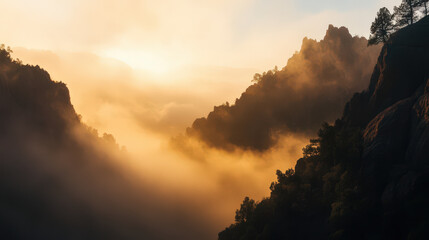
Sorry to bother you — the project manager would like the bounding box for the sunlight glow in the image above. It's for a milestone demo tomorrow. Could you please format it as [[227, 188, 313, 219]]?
[[100, 49, 174, 75]]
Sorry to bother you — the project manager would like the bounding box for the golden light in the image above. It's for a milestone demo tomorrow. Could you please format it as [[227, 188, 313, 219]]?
[[99, 48, 175, 75]]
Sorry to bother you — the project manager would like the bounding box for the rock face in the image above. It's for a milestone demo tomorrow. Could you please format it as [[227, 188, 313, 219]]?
[[343, 17, 429, 236], [348, 16, 429, 238], [344, 17, 429, 125], [362, 97, 415, 175], [352, 16, 429, 188], [407, 86, 429, 164]]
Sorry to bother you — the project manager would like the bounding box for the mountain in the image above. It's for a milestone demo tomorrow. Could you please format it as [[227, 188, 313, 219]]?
[[186, 26, 381, 152], [219, 16, 429, 240], [0, 46, 153, 239]]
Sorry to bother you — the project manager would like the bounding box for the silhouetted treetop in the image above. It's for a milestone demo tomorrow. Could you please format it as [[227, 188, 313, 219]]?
[[235, 197, 256, 224], [394, 0, 420, 28], [368, 7, 394, 46], [420, 0, 429, 16]]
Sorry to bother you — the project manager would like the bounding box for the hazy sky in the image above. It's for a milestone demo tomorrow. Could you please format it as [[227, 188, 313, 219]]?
[[1, 0, 398, 74]]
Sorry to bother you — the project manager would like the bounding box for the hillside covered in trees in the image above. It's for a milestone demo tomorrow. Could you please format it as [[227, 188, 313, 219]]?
[[0, 45, 213, 240], [0, 45, 151, 239], [186, 26, 381, 152], [219, 15, 429, 240]]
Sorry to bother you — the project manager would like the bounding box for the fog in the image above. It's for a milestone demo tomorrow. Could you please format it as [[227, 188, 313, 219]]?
[[5, 24, 380, 240], [8, 47, 306, 240]]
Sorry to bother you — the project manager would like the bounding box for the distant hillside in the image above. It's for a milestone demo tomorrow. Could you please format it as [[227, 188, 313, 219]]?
[[0, 46, 170, 240], [219, 16, 429, 240], [186, 26, 381, 151]]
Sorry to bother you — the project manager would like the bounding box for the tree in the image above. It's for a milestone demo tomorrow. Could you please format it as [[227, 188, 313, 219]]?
[[252, 73, 262, 83], [302, 139, 320, 157], [394, 0, 420, 28], [405, 0, 421, 24], [235, 197, 256, 223], [0, 44, 13, 62], [368, 7, 394, 46], [418, 0, 429, 16]]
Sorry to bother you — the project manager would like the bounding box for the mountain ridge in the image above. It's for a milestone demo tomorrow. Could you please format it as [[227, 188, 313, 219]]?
[[219, 16, 429, 240], [185, 25, 381, 152]]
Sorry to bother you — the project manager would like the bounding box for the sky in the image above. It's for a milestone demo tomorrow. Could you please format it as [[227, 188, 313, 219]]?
[[0, 1, 401, 239], [1, 0, 398, 74]]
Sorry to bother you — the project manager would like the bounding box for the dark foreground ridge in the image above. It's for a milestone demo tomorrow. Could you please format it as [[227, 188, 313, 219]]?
[[219, 16, 429, 240]]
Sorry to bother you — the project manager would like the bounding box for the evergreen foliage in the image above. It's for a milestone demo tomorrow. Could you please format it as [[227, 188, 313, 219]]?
[[394, 1, 419, 28], [368, 0, 428, 45], [368, 7, 394, 46]]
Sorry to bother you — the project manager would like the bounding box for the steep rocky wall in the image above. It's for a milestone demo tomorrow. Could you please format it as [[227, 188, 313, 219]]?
[[344, 16, 429, 128]]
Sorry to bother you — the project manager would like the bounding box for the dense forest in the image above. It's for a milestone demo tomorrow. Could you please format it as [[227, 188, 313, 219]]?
[[219, 15, 429, 240]]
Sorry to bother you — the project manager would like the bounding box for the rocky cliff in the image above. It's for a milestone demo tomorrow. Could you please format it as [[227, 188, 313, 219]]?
[[348, 15, 429, 209]]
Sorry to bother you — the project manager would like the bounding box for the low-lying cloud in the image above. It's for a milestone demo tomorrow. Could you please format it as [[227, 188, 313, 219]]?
[[1, 50, 254, 240], [3, 24, 382, 240], [5, 45, 307, 240]]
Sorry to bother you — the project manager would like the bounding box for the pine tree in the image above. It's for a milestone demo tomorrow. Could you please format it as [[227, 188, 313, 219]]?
[[407, 0, 421, 23], [394, 1, 419, 28], [419, 0, 429, 16], [368, 7, 394, 46]]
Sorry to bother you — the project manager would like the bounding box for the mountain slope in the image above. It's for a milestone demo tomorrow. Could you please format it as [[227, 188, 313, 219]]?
[[0, 45, 233, 240], [0, 47, 154, 240], [219, 16, 429, 240], [186, 26, 381, 151]]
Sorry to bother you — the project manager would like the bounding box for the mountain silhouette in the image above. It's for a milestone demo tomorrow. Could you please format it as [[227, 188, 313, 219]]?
[[185, 26, 381, 152], [1, 14, 429, 240], [0, 44, 221, 240], [219, 16, 429, 240], [0, 46, 156, 240]]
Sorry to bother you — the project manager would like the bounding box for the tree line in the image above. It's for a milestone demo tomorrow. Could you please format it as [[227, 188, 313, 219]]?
[[368, 0, 428, 46]]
